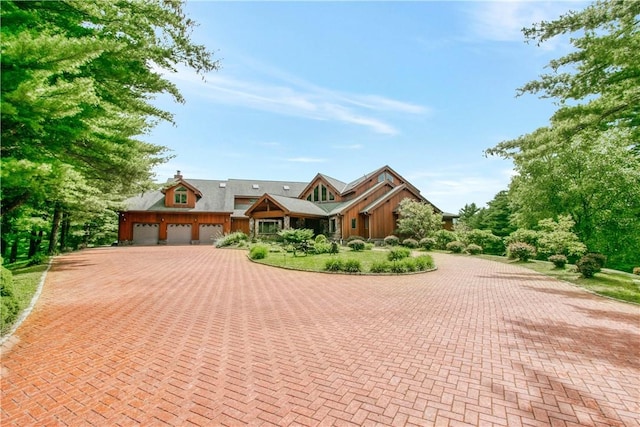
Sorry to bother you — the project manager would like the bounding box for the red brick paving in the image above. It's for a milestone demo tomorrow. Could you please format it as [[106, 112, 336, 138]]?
[[1, 246, 639, 426]]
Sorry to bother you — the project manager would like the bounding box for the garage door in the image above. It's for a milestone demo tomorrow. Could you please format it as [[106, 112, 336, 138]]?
[[199, 224, 223, 244], [132, 223, 159, 245], [167, 224, 192, 245]]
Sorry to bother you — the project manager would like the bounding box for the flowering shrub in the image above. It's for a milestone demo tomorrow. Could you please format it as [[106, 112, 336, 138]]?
[[465, 244, 483, 255], [548, 254, 568, 269], [434, 230, 457, 249], [419, 237, 436, 250], [507, 242, 536, 261], [384, 235, 399, 246], [402, 238, 418, 249], [347, 239, 365, 251], [576, 254, 602, 278], [446, 241, 465, 253]]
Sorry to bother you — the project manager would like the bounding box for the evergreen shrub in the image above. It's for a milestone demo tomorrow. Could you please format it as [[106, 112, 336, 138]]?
[[384, 235, 400, 246], [347, 239, 365, 251], [419, 237, 436, 250], [249, 245, 269, 260], [402, 238, 418, 249], [548, 254, 568, 269], [576, 253, 605, 278]]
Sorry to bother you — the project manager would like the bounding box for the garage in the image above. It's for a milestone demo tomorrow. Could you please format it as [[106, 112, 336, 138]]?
[[167, 223, 192, 245], [132, 223, 159, 245], [199, 224, 223, 244]]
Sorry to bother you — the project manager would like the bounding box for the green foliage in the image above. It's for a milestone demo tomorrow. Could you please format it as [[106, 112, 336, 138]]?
[[446, 241, 465, 254], [586, 253, 607, 269], [396, 198, 444, 240], [249, 245, 269, 260], [1, 265, 19, 331], [388, 247, 411, 261], [402, 238, 418, 249], [465, 244, 483, 255], [576, 254, 602, 278], [370, 261, 392, 273], [315, 234, 328, 244], [505, 229, 540, 248], [342, 259, 362, 273], [216, 232, 248, 248], [419, 237, 436, 250], [536, 216, 587, 258], [347, 239, 365, 251], [330, 241, 339, 254], [364, 243, 374, 251], [324, 259, 344, 272], [633, 267, 640, 276], [312, 241, 333, 255], [460, 229, 504, 255], [278, 229, 314, 245], [384, 235, 399, 246], [486, 1, 640, 272], [508, 242, 537, 262], [346, 235, 365, 242], [548, 254, 568, 269], [433, 229, 458, 250], [414, 255, 435, 271], [26, 253, 47, 267]]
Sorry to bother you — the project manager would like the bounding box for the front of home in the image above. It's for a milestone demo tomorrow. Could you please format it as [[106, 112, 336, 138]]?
[[118, 166, 456, 245]]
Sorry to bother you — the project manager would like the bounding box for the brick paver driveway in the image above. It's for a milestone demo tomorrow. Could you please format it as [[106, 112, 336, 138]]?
[[1, 246, 639, 426]]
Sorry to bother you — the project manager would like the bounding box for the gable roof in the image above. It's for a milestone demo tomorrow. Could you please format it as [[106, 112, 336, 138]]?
[[255, 194, 328, 217]]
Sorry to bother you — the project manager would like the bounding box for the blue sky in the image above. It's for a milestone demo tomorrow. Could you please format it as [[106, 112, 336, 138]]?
[[147, 0, 587, 214]]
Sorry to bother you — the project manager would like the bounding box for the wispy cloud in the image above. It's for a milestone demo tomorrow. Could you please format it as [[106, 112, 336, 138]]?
[[465, 1, 587, 46], [164, 63, 428, 136]]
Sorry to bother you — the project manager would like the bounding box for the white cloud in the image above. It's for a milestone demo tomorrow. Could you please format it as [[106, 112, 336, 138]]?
[[161, 64, 428, 136]]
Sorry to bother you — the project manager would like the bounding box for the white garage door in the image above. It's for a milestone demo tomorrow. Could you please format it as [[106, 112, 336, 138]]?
[[132, 223, 159, 245], [199, 224, 224, 244], [167, 224, 192, 245]]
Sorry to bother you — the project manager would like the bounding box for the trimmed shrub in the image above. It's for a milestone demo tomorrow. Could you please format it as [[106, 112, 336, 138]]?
[[346, 235, 365, 242], [462, 229, 504, 255], [324, 259, 344, 272], [419, 237, 436, 251], [384, 235, 400, 246], [347, 239, 366, 251], [315, 234, 328, 244], [634, 267, 640, 275], [507, 242, 537, 261], [548, 254, 568, 269], [216, 231, 248, 247], [446, 241, 465, 254], [465, 244, 483, 255], [576, 254, 601, 278], [249, 245, 269, 260], [388, 247, 411, 261], [414, 255, 435, 271], [402, 238, 419, 249], [343, 259, 362, 273], [370, 261, 392, 273]]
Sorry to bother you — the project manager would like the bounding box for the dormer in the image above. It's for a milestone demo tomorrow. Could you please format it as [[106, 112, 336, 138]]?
[[161, 172, 203, 208]]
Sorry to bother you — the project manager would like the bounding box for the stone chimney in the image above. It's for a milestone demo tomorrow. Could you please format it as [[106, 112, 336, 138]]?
[[174, 170, 183, 180]]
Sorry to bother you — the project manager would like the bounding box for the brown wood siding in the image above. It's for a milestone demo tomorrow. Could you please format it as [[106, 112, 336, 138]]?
[[340, 184, 397, 240], [346, 168, 405, 200], [231, 218, 250, 234], [368, 188, 418, 239], [118, 212, 230, 243], [164, 186, 197, 208], [300, 177, 343, 202]]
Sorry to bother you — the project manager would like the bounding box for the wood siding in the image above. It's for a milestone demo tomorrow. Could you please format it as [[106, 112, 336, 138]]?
[[231, 218, 250, 235], [118, 212, 230, 244]]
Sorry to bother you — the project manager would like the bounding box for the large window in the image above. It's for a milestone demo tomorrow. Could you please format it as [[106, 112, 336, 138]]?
[[174, 187, 187, 204], [308, 184, 335, 202], [258, 220, 280, 234], [377, 172, 394, 183]]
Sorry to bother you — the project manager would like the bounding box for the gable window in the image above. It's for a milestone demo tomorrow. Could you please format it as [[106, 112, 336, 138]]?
[[329, 191, 335, 201], [321, 185, 327, 201], [174, 187, 188, 204], [378, 172, 394, 183], [313, 185, 319, 201]]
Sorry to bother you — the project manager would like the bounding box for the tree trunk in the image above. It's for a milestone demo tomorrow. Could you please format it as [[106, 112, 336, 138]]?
[[28, 230, 39, 258], [48, 205, 62, 255], [60, 212, 70, 250], [9, 238, 19, 264]]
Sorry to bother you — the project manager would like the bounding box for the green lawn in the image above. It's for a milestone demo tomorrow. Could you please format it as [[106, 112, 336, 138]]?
[[2, 260, 50, 335], [478, 254, 640, 304]]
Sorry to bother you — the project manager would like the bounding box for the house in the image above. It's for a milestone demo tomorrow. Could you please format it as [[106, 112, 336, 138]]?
[[117, 166, 456, 245]]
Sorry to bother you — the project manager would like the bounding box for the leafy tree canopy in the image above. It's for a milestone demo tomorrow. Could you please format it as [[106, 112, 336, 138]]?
[[396, 198, 443, 240]]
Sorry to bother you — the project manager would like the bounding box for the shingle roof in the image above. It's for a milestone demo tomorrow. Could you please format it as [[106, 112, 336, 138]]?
[[267, 194, 329, 217]]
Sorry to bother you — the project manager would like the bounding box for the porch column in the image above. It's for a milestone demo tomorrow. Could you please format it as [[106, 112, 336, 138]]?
[[249, 217, 255, 238], [335, 216, 342, 242], [283, 215, 290, 230]]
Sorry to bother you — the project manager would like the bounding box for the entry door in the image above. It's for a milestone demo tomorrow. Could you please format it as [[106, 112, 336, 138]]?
[[132, 223, 159, 245], [167, 224, 192, 245]]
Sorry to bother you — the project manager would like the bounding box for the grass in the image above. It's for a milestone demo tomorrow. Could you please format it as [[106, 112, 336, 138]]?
[[2, 260, 50, 336], [251, 247, 433, 274], [478, 254, 640, 304]]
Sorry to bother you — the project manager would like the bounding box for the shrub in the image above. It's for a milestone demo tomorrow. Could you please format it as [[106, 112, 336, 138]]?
[[402, 238, 419, 249], [346, 235, 365, 242], [216, 231, 248, 247], [402, 258, 418, 272], [433, 229, 458, 249], [576, 254, 602, 278], [634, 267, 640, 276], [462, 229, 504, 255], [507, 242, 537, 261], [330, 241, 340, 254], [446, 241, 465, 254], [1, 265, 19, 331], [414, 255, 435, 271], [384, 235, 399, 246], [364, 243, 375, 251], [315, 234, 328, 244], [586, 253, 607, 269], [505, 229, 540, 248], [465, 244, 483, 255], [388, 247, 411, 261], [370, 261, 392, 273], [419, 237, 436, 250], [548, 254, 568, 269], [347, 239, 366, 251], [27, 253, 47, 266], [249, 245, 269, 260], [324, 259, 344, 272], [390, 262, 408, 273], [343, 259, 362, 273]]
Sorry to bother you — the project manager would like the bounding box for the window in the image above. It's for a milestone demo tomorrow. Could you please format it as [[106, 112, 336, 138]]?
[[258, 220, 280, 234], [329, 192, 335, 201], [174, 187, 187, 204], [313, 185, 319, 201], [330, 219, 336, 233], [378, 172, 394, 183], [364, 216, 369, 230], [351, 218, 356, 229], [307, 194, 312, 201], [321, 185, 327, 201]]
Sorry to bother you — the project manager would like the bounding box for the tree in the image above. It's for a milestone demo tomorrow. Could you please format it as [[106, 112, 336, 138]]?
[[396, 199, 443, 240], [536, 215, 587, 259], [486, 0, 640, 271], [1, 0, 219, 258]]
